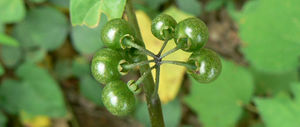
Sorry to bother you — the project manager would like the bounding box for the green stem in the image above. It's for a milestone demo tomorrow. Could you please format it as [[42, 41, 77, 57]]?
[[136, 66, 156, 85], [125, 1, 165, 127], [123, 38, 158, 58], [122, 60, 155, 70], [152, 65, 160, 98], [160, 46, 180, 58], [161, 60, 197, 70]]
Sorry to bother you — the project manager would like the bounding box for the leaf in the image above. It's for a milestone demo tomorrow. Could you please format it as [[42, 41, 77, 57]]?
[[24, 47, 47, 64], [133, 3, 159, 19], [29, 0, 46, 3], [0, 64, 4, 76], [176, 0, 202, 16], [0, 0, 26, 23], [49, 0, 69, 8], [239, 0, 300, 73], [72, 57, 90, 77], [0, 46, 22, 68], [79, 75, 102, 106], [13, 6, 68, 51], [163, 6, 193, 22], [0, 33, 19, 47], [0, 79, 23, 114], [136, 9, 192, 103], [16, 63, 67, 117], [0, 112, 7, 127], [255, 83, 300, 127], [71, 14, 107, 54], [54, 59, 73, 80], [225, 1, 241, 21], [134, 99, 182, 127], [252, 69, 298, 95], [140, 0, 168, 10], [184, 59, 254, 127], [0, 24, 4, 33], [20, 111, 51, 127], [205, 0, 225, 12], [70, 0, 126, 27]]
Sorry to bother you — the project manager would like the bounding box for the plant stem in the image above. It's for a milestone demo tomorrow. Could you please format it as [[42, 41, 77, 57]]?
[[123, 38, 158, 58], [161, 60, 197, 70], [160, 46, 180, 58], [122, 60, 155, 70], [125, 1, 165, 127], [136, 66, 156, 85], [152, 65, 160, 98]]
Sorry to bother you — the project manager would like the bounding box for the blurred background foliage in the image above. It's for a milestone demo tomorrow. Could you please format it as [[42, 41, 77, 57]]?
[[0, 0, 300, 127]]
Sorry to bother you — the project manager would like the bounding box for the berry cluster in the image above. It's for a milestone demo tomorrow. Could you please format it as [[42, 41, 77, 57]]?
[[91, 14, 222, 116]]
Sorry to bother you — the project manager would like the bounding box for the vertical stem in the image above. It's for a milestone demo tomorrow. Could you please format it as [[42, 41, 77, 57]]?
[[153, 65, 160, 98], [125, 1, 165, 127]]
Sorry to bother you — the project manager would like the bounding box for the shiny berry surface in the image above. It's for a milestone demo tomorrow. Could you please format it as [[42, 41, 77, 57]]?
[[101, 18, 136, 49], [174, 17, 208, 52], [187, 48, 221, 83], [151, 14, 177, 40], [102, 80, 136, 116], [91, 48, 124, 84]]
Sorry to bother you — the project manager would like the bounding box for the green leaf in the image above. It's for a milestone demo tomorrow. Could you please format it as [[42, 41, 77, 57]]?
[[205, 0, 225, 12], [70, 0, 126, 27], [255, 83, 300, 127], [0, 112, 7, 127], [225, 1, 241, 21], [135, 99, 182, 127], [0, 46, 22, 68], [134, 3, 159, 19], [29, 0, 46, 3], [176, 0, 202, 16], [16, 63, 67, 117], [184, 59, 254, 127], [0, 0, 26, 23], [250, 122, 265, 127], [54, 59, 73, 80], [0, 64, 4, 76], [72, 57, 90, 77], [71, 14, 107, 54], [141, 0, 168, 10], [239, 0, 300, 73], [252, 69, 298, 95], [163, 6, 193, 22], [0, 79, 23, 114], [0, 24, 4, 33], [13, 6, 68, 51], [24, 47, 47, 64], [49, 0, 69, 8], [79, 75, 102, 106], [0, 33, 19, 47]]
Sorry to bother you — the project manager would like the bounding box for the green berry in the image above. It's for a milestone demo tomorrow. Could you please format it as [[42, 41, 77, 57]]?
[[174, 17, 208, 52], [91, 48, 125, 84], [187, 48, 221, 83], [102, 80, 136, 116], [101, 18, 136, 49], [151, 14, 177, 40]]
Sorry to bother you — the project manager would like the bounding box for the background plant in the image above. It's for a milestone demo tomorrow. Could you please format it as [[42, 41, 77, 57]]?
[[0, 0, 300, 127]]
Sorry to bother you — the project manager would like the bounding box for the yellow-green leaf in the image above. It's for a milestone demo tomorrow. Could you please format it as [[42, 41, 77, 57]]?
[[70, 0, 126, 27], [20, 111, 51, 127]]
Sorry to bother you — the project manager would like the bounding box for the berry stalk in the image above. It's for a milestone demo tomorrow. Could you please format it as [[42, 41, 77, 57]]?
[[125, 1, 165, 127]]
